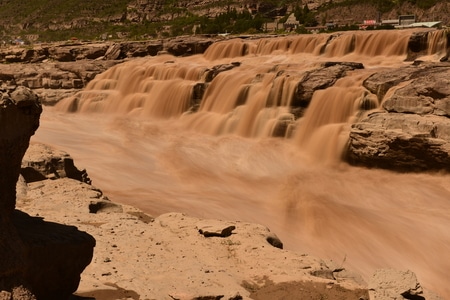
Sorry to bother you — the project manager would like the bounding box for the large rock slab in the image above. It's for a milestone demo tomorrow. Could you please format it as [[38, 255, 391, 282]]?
[[12, 210, 96, 300], [347, 62, 450, 171], [0, 86, 42, 298], [369, 269, 424, 300], [347, 112, 450, 171], [381, 65, 450, 116], [21, 143, 91, 184]]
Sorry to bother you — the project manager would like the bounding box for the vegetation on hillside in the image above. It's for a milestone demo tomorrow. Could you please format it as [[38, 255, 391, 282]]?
[[322, 0, 440, 13], [0, 0, 446, 42]]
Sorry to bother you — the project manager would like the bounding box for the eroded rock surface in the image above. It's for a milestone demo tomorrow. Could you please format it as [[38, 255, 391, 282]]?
[[347, 62, 450, 171], [369, 269, 424, 300], [0, 87, 95, 300], [0, 86, 42, 215], [0, 37, 214, 64], [22, 143, 91, 184], [0, 60, 120, 106]]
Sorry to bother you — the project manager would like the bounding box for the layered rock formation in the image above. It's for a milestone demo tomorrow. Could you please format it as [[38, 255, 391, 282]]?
[[0, 87, 95, 299], [0, 60, 120, 106], [0, 37, 214, 64], [0, 37, 214, 105], [346, 62, 450, 171]]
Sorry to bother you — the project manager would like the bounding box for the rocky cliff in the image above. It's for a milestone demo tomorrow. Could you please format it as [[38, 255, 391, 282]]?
[[346, 62, 450, 171], [0, 87, 95, 300]]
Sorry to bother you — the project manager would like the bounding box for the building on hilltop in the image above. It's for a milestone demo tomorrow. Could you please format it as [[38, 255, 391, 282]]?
[[397, 21, 443, 29], [284, 13, 300, 31], [399, 15, 416, 26]]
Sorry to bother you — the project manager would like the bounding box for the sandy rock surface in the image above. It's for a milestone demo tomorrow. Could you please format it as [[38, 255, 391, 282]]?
[[16, 156, 368, 299], [16, 143, 443, 300]]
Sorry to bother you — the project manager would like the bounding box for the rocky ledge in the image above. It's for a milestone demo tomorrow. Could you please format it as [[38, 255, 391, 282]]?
[[13, 142, 442, 300], [0, 36, 214, 64], [0, 87, 95, 300], [0, 36, 214, 106], [346, 61, 450, 172]]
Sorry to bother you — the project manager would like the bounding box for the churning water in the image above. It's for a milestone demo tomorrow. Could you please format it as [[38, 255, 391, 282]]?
[[33, 29, 450, 297]]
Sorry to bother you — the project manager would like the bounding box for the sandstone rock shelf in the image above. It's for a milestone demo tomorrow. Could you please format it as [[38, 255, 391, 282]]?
[[14, 143, 442, 300]]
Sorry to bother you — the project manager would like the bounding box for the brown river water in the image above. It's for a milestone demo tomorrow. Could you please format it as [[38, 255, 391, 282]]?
[[33, 29, 450, 297]]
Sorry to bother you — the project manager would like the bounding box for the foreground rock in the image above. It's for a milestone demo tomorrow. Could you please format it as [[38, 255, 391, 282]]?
[[14, 143, 443, 300], [0, 87, 42, 299], [369, 269, 424, 300], [0, 88, 94, 300], [18, 177, 369, 299]]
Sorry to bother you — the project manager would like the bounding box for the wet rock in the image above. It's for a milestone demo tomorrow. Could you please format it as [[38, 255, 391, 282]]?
[[406, 31, 430, 61], [406, 30, 450, 62], [165, 36, 213, 56], [292, 62, 364, 108], [204, 62, 241, 82], [271, 113, 296, 138]]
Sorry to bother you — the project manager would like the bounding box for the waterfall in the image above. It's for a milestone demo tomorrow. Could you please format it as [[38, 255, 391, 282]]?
[[37, 28, 450, 298], [56, 29, 449, 163]]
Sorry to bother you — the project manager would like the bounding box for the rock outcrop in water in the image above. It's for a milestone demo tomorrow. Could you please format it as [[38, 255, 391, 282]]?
[[347, 62, 450, 172], [0, 87, 95, 300]]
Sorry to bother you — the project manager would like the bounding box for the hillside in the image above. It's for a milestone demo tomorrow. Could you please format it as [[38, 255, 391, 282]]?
[[0, 0, 448, 42]]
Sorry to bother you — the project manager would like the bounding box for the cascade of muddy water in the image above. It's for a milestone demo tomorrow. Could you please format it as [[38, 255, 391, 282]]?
[[36, 29, 450, 297], [294, 74, 370, 163], [427, 29, 449, 57]]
